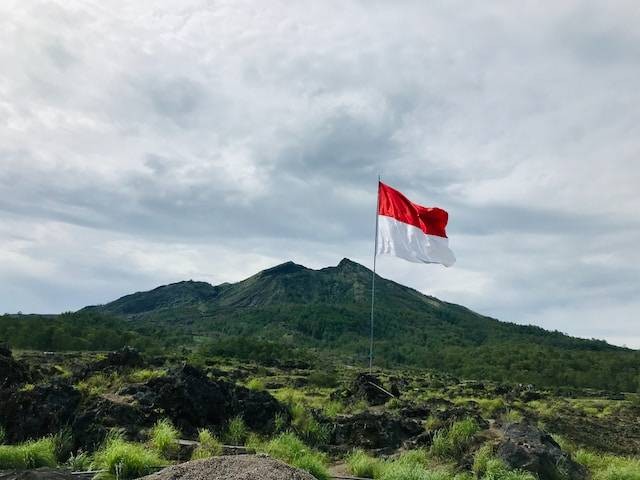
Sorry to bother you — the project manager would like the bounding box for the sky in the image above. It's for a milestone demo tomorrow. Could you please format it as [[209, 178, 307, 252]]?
[[1, 0, 639, 347]]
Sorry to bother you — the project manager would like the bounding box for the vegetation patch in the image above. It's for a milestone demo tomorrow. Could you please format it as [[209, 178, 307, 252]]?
[[149, 419, 180, 458], [0, 437, 57, 470], [91, 433, 167, 480], [191, 429, 223, 460], [253, 432, 330, 480], [430, 418, 480, 460]]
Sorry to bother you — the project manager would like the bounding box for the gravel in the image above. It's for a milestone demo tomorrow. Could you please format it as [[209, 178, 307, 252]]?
[[139, 454, 317, 480]]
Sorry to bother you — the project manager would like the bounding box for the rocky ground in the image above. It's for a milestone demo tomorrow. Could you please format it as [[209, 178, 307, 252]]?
[[1, 347, 639, 479]]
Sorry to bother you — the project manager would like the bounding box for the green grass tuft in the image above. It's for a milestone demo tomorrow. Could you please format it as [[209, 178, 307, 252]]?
[[92, 432, 167, 480], [472, 444, 494, 477], [149, 419, 180, 458], [190, 429, 223, 460], [574, 448, 640, 480], [246, 378, 266, 391], [430, 418, 479, 460], [256, 432, 330, 480], [0, 437, 57, 470], [346, 450, 383, 478], [225, 416, 248, 446]]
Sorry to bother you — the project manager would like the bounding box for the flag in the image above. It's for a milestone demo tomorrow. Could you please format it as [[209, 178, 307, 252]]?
[[376, 181, 456, 267]]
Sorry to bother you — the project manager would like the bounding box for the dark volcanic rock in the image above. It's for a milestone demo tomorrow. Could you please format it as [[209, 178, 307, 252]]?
[[333, 373, 393, 406], [119, 364, 285, 437], [0, 349, 29, 388], [496, 422, 587, 480], [330, 411, 424, 451], [0, 384, 80, 443], [72, 395, 156, 449]]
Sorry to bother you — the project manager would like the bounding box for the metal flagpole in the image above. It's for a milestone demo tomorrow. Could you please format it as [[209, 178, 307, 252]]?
[[369, 175, 380, 373]]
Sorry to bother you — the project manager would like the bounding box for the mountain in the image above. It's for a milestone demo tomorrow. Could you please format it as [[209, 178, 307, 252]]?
[[80, 258, 640, 391]]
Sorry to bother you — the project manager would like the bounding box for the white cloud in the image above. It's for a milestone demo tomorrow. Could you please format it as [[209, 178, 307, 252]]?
[[1, 0, 639, 348]]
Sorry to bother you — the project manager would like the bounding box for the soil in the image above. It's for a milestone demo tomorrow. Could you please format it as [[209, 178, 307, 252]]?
[[140, 455, 316, 480]]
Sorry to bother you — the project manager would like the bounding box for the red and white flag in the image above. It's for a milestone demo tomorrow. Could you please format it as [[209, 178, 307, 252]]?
[[376, 182, 455, 267]]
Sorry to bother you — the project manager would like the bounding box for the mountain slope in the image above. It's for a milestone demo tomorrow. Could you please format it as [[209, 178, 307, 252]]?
[[83, 258, 639, 391]]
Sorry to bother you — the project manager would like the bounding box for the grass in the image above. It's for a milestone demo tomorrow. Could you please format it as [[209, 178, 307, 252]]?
[[473, 444, 494, 477], [149, 419, 180, 458], [128, 369, 166, 383], [67, 451, 93, 471], [574, 448, 640, 480], [225, 416, 248, 445], [430, 418, 479, 460], [482, 458, 537, 480], [502, 409, 524, 423], [346, 450, 384, 478], [0, 437, 57, 469], [76, 372, 121, 397], [255, 432, 330, 480], [191, 429, 223, 460], [246, 378, 266, 391], [91, 433, 167, 480]]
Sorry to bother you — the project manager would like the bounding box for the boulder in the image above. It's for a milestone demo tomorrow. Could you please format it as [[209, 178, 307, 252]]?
[[118, 364, 285, 436], [0, 383, 80, 443], [330, 411, 424, 451], [332, 373, 392, 406], [0, 349, 29, 388], [496, 422, 587, 480], [140, 454, 316, 480]]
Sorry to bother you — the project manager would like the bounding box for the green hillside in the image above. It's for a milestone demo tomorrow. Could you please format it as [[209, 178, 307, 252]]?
[[72, 258, 640, 392]]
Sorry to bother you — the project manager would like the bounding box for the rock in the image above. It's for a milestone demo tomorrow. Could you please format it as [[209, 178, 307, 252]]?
[[333, 373, 392, 406], [330, 411, 424, 451], [103, 347, 144, 368], [140, 454, 316, 480], [118, 364, 285, 437], [0, 349, 29, 388], [72, 394, 156, 449], [0, 468, 75, 480], [496, 423, 588, 480], [0, 383, 80, 443]]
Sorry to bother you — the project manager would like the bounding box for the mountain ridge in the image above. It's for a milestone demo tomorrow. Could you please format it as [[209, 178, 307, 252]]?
[[83, 258, 625, 353]]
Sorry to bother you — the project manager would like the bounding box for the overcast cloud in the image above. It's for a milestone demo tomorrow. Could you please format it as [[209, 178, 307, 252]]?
[[1, 0, 639, 347]]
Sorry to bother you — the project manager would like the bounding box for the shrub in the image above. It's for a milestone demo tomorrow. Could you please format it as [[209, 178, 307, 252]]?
[[91, 433, 166, 480], [191, 429, 222, 460], [430, 418, 479, 460], [246, 378, 265, 391], [0, 437, 57, 469], [346, 450, 383, 478], [0, 426, 5, 445], [149, 419, 180, 458], [258, 433, 329, 480], [225, 416, 248, 446]]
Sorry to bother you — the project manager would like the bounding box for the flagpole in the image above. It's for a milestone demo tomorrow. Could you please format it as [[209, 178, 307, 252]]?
[[369, 175, 380, 373]]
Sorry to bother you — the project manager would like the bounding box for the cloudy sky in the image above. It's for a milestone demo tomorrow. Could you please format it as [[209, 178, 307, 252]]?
[[1, 0, 639, 347]]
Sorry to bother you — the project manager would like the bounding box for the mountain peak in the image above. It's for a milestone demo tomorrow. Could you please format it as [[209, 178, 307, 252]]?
[[336, 258, 370, 272], [259, 261, 309, 277]]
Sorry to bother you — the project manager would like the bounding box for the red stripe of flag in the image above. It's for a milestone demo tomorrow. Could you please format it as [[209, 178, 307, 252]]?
[[377, 182, 449, 238]]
